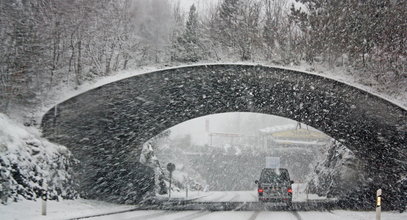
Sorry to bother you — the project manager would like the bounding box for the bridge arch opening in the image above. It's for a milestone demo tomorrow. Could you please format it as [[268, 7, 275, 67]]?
[[141, 112, 366, 203]]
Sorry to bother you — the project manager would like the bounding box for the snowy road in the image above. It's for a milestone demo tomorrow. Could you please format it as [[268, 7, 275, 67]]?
[[85, 210, 407, 220], [1, 197, 406, 220], [159, 184, 325, 203], [192, 191, 257, 202]]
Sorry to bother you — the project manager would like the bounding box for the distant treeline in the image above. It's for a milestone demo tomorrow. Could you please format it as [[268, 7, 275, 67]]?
[[0, 0, 405, 114]]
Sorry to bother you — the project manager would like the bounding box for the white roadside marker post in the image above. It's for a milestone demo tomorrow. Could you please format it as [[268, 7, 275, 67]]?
[[376, 189, 382, 220], [41, 183, 48, 216]]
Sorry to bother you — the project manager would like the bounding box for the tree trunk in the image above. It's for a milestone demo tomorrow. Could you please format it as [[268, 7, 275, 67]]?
[[105, 42, 116, 75], [123, 53, 129, 70], [113, 53, 120, 72], [51, 27, 61, 88], [75, 40, 82, 86], [68, 33, 75, 74]]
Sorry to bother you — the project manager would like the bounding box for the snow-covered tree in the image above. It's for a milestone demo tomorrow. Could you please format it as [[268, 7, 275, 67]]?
[[172, 4, 203, 62], [209, 0, 262, 61]]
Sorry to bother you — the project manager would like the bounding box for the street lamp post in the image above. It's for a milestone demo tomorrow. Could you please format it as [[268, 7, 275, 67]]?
[[167, 163, 176, 199]]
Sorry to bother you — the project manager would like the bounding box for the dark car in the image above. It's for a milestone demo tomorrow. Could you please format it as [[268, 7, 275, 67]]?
[[255, 168, 294, 206]]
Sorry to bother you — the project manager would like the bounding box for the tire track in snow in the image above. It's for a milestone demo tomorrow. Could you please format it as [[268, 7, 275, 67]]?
[[250, 192, 258, 201], [130, 211, 180, 220], [290, 211, 302, 220], [206, 192, 228, 202], [247, 211, 261, 220], [229, 193, 241, 202], [70, 209, 165, 220], [173, 211, 211, 220]]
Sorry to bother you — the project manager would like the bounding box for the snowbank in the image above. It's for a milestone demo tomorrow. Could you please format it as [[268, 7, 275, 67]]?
[[305, 140, 379, 209], [307, 141, 363, 196], [0, 198, 133, 220], [0, 113, 77, 203]]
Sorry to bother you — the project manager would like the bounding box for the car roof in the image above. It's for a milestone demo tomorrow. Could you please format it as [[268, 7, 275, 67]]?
[[261, 168, 288, 171]]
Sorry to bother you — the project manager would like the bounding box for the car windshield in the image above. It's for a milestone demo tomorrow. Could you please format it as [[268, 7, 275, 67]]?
[[1, 0, 406, 219], [260, 169, 290, 184]]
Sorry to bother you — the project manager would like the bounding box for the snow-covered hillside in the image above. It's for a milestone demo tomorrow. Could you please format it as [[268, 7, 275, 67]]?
[[0, 113, 77, 204], [306, 141, 372, 208]]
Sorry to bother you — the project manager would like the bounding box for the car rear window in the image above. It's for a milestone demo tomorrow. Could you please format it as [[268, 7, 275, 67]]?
[[260, 169, 290, 183]]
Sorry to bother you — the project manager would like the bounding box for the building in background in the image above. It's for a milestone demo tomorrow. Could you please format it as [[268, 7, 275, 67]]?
[[259, 123, 331, 150]]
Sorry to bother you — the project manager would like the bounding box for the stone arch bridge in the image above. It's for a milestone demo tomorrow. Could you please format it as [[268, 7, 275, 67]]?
[[41, 64, 406, 205]]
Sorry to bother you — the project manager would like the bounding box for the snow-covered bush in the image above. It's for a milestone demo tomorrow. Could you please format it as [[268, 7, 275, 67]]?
[[0, 114, 78, 204]]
